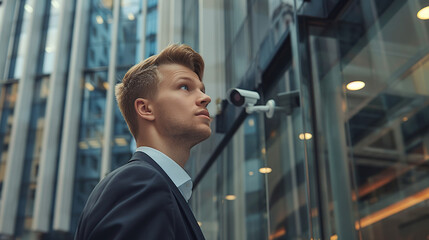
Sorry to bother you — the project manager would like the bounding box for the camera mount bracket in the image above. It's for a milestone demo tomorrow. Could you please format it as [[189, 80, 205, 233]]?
[[245, 99, 276, 119]]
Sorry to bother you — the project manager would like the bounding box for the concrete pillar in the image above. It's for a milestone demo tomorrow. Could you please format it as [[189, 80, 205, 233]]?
[[101, 0, 120, 179], [0, 0, 47, 235], [53, 0, 90, 231], [31, 0, 75, 232]]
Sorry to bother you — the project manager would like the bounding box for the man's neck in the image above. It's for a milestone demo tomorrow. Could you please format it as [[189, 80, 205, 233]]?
[[136, 138, 190, 168]]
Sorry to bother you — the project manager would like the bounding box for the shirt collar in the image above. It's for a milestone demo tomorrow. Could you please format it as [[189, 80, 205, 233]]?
[[136, 146, 192, 202]]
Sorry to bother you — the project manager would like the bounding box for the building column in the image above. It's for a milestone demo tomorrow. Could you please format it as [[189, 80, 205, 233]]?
[[198, 0, 226, 116], [53, 0, 90, 232], [0, 0, 47, 235], [139, 0, 147, 60], [101, 0, 120, 179], [31, 0, 75, 232], [0, 0, 17, 80]]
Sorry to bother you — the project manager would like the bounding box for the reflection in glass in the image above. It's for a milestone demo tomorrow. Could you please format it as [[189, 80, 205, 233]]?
[[192, 117, 268, 240], [182, 0, 199, 51], [145, 1, 157, 58], [15, 76, 49, 238], [117, 0, 142, 66], [86, 0, 113, 69], [71, 71, 107, 231], [311, 0, 429, 239], [0, 82, 18, 200], [8, 0, 32, 79]]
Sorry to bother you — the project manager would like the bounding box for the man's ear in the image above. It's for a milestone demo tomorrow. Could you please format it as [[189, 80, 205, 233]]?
[[135, 98, 155, 121]]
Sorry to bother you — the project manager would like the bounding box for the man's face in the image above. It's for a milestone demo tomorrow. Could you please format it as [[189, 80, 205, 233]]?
[[151, 64, 212, 146]]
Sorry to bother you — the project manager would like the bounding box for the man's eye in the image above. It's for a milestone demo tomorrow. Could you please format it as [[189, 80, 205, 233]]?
[[180, 85, 189, 90]]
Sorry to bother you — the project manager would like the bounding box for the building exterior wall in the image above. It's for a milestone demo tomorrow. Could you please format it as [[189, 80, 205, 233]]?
[[0, 0, 428, 239]]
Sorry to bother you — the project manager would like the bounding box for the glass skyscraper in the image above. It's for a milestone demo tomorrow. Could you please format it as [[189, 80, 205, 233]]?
[[0, 0, 429, 239]]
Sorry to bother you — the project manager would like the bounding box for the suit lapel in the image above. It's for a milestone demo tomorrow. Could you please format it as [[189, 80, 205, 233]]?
[[129, 152, 205, 240]]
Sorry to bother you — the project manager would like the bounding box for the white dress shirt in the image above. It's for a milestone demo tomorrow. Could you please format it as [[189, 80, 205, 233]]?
[[135, 146, 193, 202]]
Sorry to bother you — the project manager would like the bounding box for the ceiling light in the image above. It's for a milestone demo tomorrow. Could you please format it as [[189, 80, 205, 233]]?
[[96, 15, 104, 24], [45, 46, 54, 53], [51, 0, 59, 8], [79, 141, 88, 149], [128, 13, 135, 21], [88, 139, 101, 148], [299, 133, 312, 140], [24, 4, 33, 13], [248, 171, 254, 176], [346, 81, 365, 91], [417, 6, 429, 20], [248, 118, 254, 126], [225, 195, 236, 200], [115, 137, 128, 146], [85, 82, 95, 91], [259, 167, 272, 174], [103, 81, 109, 90]]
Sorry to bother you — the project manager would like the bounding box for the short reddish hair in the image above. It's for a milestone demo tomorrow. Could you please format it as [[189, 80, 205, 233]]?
[[115, 44, 204, 139]]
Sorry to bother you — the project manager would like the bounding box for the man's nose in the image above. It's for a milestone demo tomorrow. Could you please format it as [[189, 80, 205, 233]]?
[[198, 92, 211, 107]]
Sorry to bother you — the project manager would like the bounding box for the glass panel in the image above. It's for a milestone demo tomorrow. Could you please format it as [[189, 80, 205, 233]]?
[[15, 76, 49, 238], [111, 69, 133, 171], [145, 1, 157, 58], [71, 70, 108, 231], [310, 0, 429, 239], [86, 0, 114, 68], [117, 0, 142, 66], [182, 0, 199, 51], [38, 0, 61, 74], [0, 82, 18, 199], [264, 68, 314, 239], [8, 0, 33, 79], [191, 115, 268, 240]]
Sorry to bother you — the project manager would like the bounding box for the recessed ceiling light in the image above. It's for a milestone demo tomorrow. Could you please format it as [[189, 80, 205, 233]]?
[[299, 133, 312, 140], [96, 15, 104, 24], [417, 6, 429, 20], [346, 81, 365, 91], [24, 4, 33, 13], [225, 195, 236, 200], [128, 13, 135, 21], [259, 167, 272, 174]]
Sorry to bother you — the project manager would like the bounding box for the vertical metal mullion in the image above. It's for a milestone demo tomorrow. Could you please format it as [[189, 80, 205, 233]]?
[[101, 0, 120, 178]]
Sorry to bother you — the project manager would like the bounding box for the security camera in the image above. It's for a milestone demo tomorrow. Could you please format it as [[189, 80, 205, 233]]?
[[226, 88, 276, 118], [227, 88, 260, 107]]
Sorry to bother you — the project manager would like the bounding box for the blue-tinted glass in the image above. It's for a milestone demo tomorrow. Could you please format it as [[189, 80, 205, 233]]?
[[147, 0, 157, 9], [38, 0, 61, 74], [117, 0, 142, 66], [8, 0, 32, 79], [0, 82, 18, 199], [15, 76, 49, 237], [71, 70, 108, 231], [85, 0, 113, 68], [182, 0, 199, 51]]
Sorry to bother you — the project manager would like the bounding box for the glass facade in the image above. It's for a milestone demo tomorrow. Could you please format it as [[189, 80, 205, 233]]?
[[0, 0, 428, 239]]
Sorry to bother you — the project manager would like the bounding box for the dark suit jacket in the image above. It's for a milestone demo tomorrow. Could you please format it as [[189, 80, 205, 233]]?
[[74, 151, 205, 240]]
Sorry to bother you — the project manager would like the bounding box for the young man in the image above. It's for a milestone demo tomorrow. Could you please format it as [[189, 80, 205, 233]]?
[[74, 44, 211, 240]]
